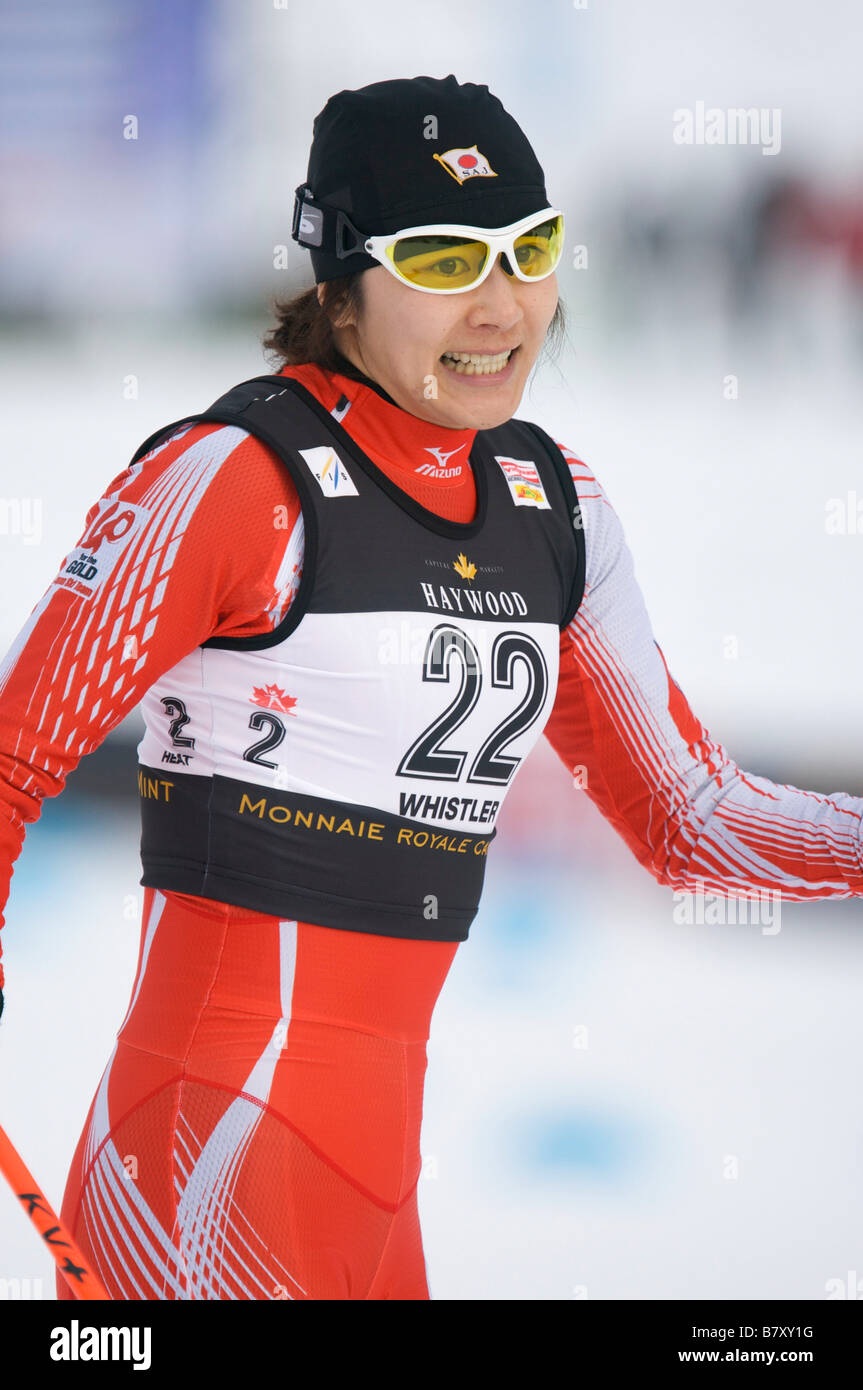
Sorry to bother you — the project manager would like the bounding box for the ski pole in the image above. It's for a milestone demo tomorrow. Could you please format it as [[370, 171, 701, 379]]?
[[0, 1122, 109, 1300]]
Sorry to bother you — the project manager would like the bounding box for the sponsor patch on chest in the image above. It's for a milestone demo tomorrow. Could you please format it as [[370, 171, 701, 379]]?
[[494, 456, 551, 509]]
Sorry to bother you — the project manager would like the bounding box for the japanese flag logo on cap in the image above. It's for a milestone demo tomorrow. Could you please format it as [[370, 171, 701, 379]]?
[[433, 146, 498, 185]]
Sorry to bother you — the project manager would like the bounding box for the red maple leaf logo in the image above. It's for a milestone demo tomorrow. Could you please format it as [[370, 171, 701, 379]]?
[[250, 684, 298, 714]]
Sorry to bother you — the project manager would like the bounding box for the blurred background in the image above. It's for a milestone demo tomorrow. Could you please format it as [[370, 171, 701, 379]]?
[[1, 0, 863, 1300]]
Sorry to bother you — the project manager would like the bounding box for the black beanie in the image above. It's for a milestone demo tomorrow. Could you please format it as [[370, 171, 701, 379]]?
[[292, 74, 550, 283]]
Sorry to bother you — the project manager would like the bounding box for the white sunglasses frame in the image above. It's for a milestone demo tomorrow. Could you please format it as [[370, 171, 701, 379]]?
[[362, 207, 565, 295]]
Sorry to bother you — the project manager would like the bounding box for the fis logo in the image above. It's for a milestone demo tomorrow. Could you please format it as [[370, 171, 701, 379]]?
[[433, 146, 498, 185], [298, 446, 359, 498], [416, 444, 466, 478], [494, 456, 551, 509], [54, 499, 149, 598]]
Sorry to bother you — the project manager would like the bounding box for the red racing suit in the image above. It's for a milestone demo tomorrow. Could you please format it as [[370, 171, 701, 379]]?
[[1, 361, 862, 1299]]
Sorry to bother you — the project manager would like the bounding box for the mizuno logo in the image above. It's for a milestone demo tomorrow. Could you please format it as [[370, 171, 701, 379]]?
[[416, 443, 466, 478]]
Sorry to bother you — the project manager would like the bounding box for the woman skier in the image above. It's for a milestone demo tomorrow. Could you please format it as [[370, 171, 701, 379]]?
[[1, 74, 861, 1300]]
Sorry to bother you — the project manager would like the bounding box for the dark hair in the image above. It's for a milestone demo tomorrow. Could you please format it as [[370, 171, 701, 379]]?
[[262, 276, 369, 382], [261, 273, 567, 376]]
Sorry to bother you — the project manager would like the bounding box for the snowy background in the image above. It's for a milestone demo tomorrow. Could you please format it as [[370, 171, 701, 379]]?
[[1, 0, 863, 1300]]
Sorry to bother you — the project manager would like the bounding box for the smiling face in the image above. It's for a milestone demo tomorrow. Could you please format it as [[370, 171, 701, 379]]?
[[322, 257, 560, 431]]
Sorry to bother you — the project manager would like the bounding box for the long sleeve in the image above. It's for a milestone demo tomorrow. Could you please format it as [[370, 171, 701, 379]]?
[[543, 443, 863, 898], [0, 420, 304, 987]]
